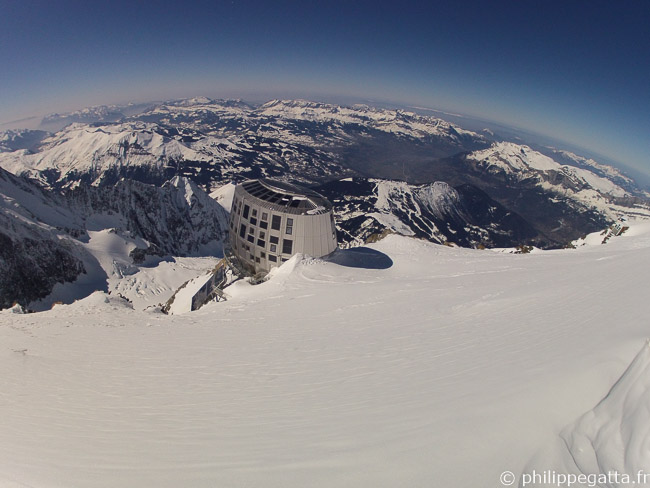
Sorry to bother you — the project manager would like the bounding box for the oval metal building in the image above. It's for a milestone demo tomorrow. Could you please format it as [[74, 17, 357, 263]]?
[[229, 179, 338, 274]]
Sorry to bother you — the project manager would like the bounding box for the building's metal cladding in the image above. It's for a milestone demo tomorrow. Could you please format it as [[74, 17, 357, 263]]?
[[228, 179, 338, 273]]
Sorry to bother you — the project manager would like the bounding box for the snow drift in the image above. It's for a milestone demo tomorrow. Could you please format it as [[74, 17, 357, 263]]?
[[522, 340, 650, 487]]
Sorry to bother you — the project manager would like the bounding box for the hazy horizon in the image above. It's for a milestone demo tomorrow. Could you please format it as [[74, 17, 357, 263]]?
[[1, 1, 648, 174]]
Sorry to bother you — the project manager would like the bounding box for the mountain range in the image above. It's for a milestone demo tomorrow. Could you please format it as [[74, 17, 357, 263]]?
[[1, 98, 649, 309]]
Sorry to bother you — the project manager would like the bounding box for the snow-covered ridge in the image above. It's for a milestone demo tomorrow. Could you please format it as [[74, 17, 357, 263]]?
[[553, 149, 635, 185], [0, 128, 49, 153], [470, 141, 561, 173], [0, 122, 213, 186], [468, 142, 650, 221], [318, 177, 541, 248], [0, 167, 88, 309], [523, 337, 650, 486], [469, 142, 632, 198], [372, 179, 464, 222], [0, 101, 352, 188], [258, 99, 482, 141]]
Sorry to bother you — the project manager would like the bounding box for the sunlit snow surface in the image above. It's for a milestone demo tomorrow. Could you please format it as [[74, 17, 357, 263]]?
[[2, 225, 650, 487]]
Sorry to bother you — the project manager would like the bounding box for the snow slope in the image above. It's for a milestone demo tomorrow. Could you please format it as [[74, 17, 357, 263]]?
[[2, 223, 650, 487], [522, 340, 650, 487]]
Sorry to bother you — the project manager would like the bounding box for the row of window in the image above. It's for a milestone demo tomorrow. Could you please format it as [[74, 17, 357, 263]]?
[[235, 240, 289, 265], [234, 196, 294, 235], [233, 198, 295, 266], [234, 197, 296, 250]]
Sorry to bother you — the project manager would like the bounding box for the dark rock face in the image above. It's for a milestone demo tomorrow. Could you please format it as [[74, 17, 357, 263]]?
[[0, 231, 85, 310], [0, 167, 87, 309], [65, 176, 229, 256]]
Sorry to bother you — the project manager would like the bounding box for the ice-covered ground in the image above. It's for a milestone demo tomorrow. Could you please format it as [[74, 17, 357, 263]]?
[[1, 224, 650, 487]]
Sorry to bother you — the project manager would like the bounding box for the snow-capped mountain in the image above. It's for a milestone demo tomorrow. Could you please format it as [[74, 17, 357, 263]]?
[[468, 142, 635, 200], [315, 177, 542, 248], [0, 119, 348, 189], [38, 102, 154, 132], [257, 99, 482, 144], [0, 98, 489, 188], [0, 167, 229, 309], [550, 148, 636, 188], [66, 175, 229, 256], [464, 142, 650, 231], [1, 98, 648, 248], [0, 128, 50, 153]]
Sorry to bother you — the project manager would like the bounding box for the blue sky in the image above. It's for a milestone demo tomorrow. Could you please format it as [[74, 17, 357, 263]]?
[[1, 0, 649, 174]]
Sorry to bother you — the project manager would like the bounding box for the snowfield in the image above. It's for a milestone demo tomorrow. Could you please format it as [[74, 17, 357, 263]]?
[[2, 224, 650, 487]]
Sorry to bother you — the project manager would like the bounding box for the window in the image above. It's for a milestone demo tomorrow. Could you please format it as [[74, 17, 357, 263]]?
[[250, 217, 257, 226], [281, 258, 289, 263], [252, 209, 257, 217], [239, 224, 246, 238], [268, 255, 277, 262], [248, 226, 254, 235], [247, 235, 254, 243], [271, 215, 281, 230], [270, 244, 277, 252], [255, 257, 260, 263], [257, 239, 265, 247], [262, 212, 268, 221], [260, 252, 266, 258], [270, 235, 279, 244], [260, 221, 268, 229], [282, 239, 293, 254], [286, 217, 293, 235], [243, 204, 250, 219], [229, 220, 234, 229], [259, 231, 265, 239]]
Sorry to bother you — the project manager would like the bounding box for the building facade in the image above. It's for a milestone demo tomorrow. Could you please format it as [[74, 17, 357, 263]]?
[[228, 179, 338, 274]]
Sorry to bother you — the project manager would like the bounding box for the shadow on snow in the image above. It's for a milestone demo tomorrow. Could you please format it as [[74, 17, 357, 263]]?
[[325, 247, 393, 270]]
